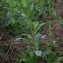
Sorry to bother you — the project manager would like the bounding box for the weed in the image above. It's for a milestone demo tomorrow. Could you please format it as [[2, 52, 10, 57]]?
[[16, 40, 63, 63], [0, 0, 63, 63]]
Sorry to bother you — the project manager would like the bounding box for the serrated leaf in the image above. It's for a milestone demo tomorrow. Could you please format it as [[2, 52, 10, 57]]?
[[34, 33, 41, 50], [42, 47, 51, 58], [34, 23, 46, 35]]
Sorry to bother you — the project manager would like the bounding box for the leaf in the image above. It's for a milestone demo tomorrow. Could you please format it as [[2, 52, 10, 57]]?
[[30, 3, 34, 11], [34, 23, 46, 35], [42, 47, 51, 58], [27, 35, 33, 41], [34, 21, 39, 30], [21, 13, 26, 17], [34, 33, 41, 50], [15, 38, 21, 41], [21, 7, 31, 17], [54, 57, 63, 63], [35, 51, 42, 57], [22, 0, 28, 7], [15, 37, 29, 42]]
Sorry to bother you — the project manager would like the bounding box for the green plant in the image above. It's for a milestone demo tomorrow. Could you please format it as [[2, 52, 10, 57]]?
[[16, 46, 39, 63], [0, 0, 63, 63], [15, 21, 45, 42], [15, 30, 42, 63], [0, 0, 8, 26], [0, 0, 55, 36], [16, 40, 63, 63]]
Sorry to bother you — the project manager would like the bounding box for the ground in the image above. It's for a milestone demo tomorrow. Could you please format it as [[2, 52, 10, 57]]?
[[0, 0, 63, 63]]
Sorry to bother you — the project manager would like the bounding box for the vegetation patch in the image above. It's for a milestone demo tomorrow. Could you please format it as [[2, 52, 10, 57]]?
[[0, 0, 63, 63]]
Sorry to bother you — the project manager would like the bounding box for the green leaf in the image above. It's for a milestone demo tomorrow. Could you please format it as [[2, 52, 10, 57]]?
[[34, 21, 39, 30], [54, 57, 62, 63], [21, 7, 31, 17], [15, 37, 29, 42], [42, 47, 51, 58], [35, 51, 42, 57], [22, 0, 28, 7], [27, 35, 33, 43], [34, 33, 41, 50], [34, 23, 46, 35]]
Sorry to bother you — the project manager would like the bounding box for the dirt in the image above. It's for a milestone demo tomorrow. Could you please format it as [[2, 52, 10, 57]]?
[[0, 0, 63, 63], [51, 0, 63, 51], [0, 27, 30, 63]]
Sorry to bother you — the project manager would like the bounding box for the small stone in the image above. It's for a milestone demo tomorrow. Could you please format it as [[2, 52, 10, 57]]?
[[41, 35, 47, 40]]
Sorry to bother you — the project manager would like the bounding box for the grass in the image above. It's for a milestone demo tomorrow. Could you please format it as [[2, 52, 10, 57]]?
[[0, 0, 63, 63]]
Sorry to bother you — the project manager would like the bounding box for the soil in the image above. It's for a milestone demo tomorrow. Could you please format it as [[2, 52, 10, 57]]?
[[0, 0, 63, 63]]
